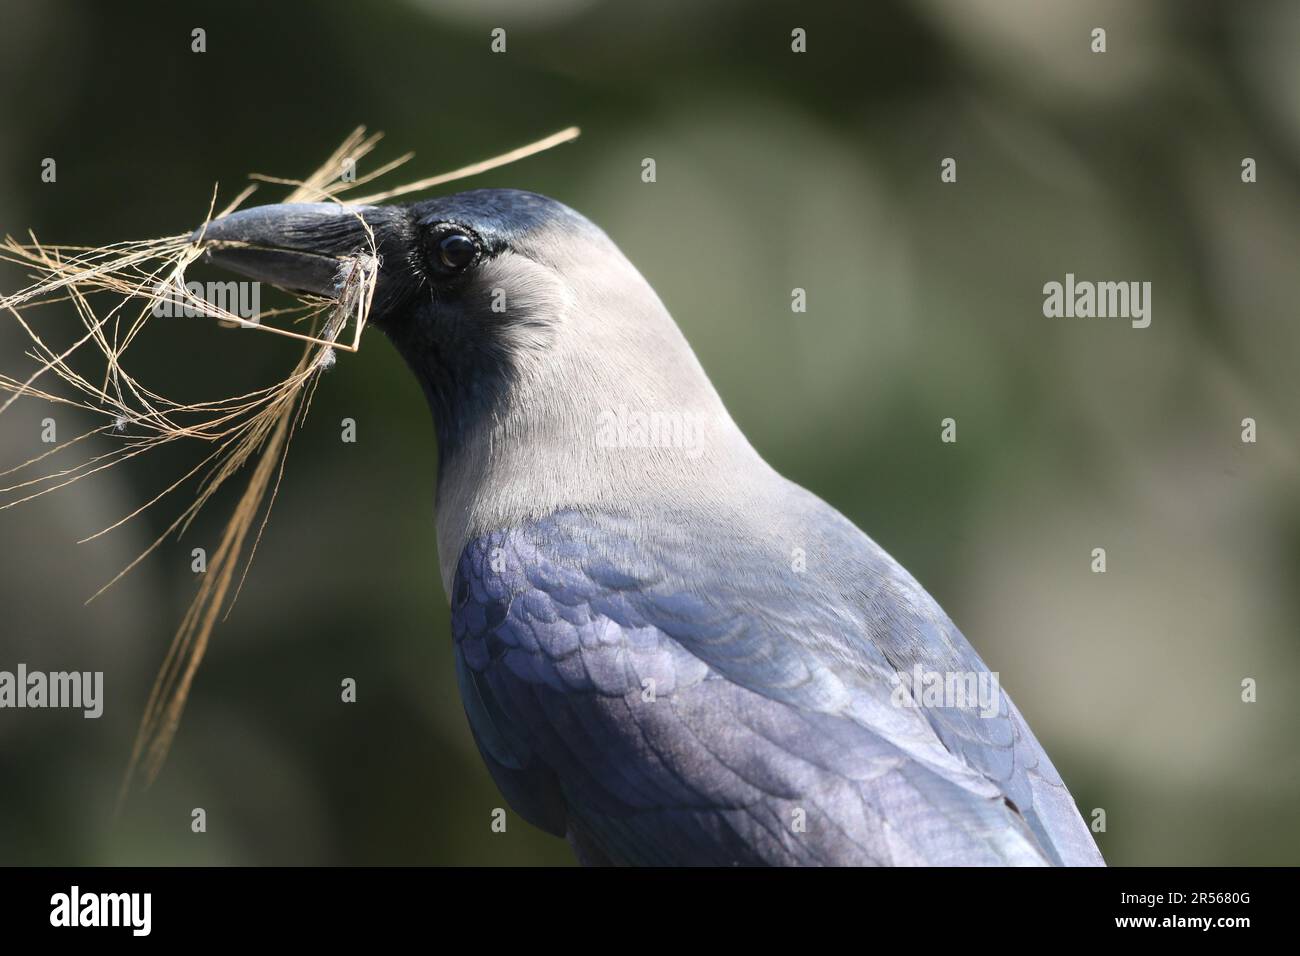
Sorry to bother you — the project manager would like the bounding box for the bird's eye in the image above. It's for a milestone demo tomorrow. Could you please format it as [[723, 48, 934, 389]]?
[[436, 232, 478, 272]]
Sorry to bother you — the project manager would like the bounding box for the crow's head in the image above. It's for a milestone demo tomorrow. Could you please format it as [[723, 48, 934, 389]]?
[[199, 190, 618, 433], [198, 188, 753, 573]]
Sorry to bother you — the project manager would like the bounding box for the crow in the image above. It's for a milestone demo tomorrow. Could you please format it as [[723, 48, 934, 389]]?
[[197, 190, 1104, 866]]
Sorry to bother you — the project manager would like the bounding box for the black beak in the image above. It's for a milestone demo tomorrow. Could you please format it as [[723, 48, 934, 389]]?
[[193, 202, 411, 299]]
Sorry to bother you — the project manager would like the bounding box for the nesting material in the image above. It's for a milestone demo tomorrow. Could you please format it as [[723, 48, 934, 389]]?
[[0, 126, 580, 803]]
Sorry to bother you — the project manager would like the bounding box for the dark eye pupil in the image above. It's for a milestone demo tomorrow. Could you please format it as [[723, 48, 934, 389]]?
[[437, 233, 476, 270]]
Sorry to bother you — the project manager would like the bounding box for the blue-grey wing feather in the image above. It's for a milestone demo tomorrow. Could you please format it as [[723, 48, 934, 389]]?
[[451, 502, 1102, 866]]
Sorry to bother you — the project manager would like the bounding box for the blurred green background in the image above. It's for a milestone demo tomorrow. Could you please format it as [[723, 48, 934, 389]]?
[[1, 0, 1297, 865]]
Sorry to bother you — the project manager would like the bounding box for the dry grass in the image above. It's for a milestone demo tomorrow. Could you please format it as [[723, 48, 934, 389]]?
[[0, 126, 580, 806]]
